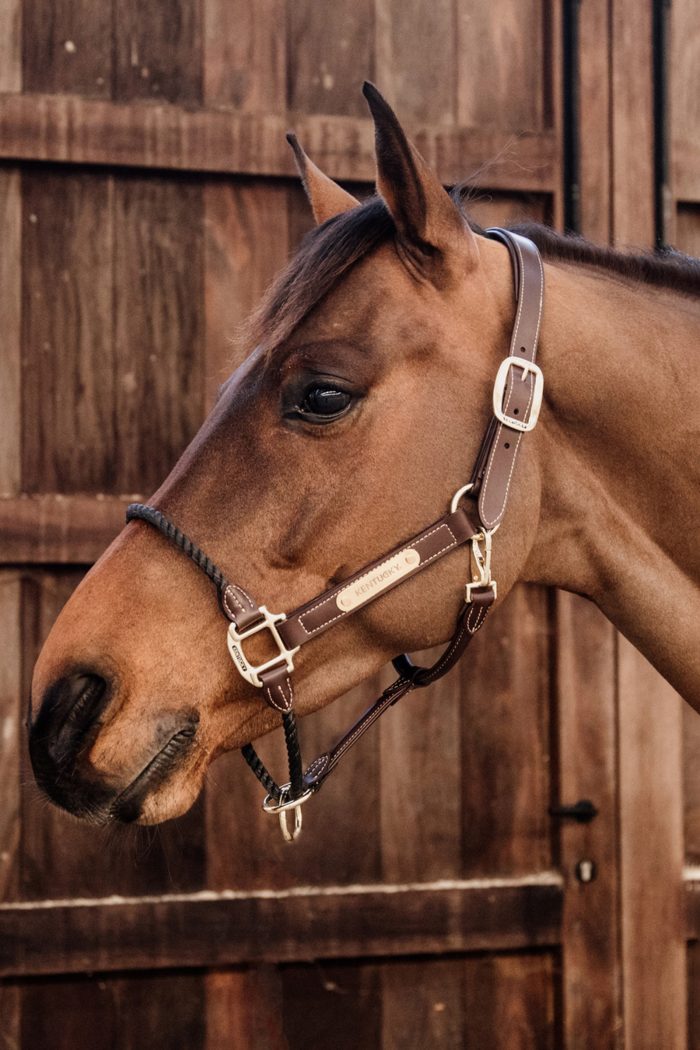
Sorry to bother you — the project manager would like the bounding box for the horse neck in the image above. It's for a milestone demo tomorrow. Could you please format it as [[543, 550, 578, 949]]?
[[525, 259, 700, 708]]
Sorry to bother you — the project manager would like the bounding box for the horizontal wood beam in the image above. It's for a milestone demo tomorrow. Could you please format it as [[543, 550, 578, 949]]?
[[0, 93, 558, 192], [0, 876, 563, 977], [0, 495, 133, 563]]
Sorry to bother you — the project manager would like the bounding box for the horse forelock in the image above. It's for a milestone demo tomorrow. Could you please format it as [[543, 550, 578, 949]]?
[[244, 195, 395, 358]]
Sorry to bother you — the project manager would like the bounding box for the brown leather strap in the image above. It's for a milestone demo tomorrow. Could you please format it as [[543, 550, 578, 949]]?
[[477, 229, 544, 530], [278, 503, 479, 650], [302, 585, 495, 791]]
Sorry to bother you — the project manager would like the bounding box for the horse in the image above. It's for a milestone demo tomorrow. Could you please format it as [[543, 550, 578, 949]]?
[[28, 83, 700, 836]]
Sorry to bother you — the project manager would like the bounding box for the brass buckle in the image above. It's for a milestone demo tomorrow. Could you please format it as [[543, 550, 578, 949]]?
[[226, 606, 300, 689]]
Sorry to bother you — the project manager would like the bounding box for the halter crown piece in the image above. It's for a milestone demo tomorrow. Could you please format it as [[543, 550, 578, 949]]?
[[127, 228, 545, 841]]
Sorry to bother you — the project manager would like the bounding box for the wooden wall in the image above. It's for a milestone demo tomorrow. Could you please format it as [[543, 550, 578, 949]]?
[[0, 1, 697, 1048]]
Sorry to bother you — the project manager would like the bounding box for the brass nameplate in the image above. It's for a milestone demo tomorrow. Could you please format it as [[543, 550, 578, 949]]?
[[336, 548, 421, 613]]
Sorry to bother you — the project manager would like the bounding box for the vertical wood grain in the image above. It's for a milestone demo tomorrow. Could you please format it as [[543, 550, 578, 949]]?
[[0, 980, 20, 1049], [206, 967, 287, 1050], [610, 0, 654, 247], [0, 169, 21, 497], [113, 0, 202, 104], [280, 960, 382, 1049], [459, 585, 552, 876], [556, 593, 622, 1049], [21, 169, 115, 495], [618, 638, 686, 1050], [456, 0, 546, 131], [0, 0, 20, 92], [22, 0, 112, 97], [287, 0, 374, 117], [463, 952, 557, 1049], [380, 957, 464, 1049], [112, 174, 205, 493], [203, 0, 286, 112], [203, 179, 290, 406], [579, 0, 612, 243], [0, 574, 21, 903], [374, 0, 456, 126]]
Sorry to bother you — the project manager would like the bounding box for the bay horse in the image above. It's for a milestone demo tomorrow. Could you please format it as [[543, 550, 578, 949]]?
[[29, 83, 700, 835]]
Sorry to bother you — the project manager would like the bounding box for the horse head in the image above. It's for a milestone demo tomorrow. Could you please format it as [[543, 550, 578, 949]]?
[[29, 84, 551, 826]]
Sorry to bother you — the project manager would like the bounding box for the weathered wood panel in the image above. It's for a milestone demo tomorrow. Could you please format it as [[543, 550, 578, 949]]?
[[21, 169, 115, 494], [463, 952, 557, 1050], [0, 94, 560, 191], [375, 0, 455, 126], [0, 879, 562, 976], [112, 173, 204, 493], [618, 638, 686, 1050], [556, 592, 621, 1049], [459, 585, 552, 876], [0, 0, 20, 92], [113, 0, 203, 105], [0, 169, 21, 497], [0, 573, 21, 903], [22, 0, 112, 98], [203, 0, 286, 113]]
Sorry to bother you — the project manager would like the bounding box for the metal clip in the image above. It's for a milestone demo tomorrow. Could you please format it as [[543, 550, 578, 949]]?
[[465, 530, 498, 603], [262, 785, 314, 843]]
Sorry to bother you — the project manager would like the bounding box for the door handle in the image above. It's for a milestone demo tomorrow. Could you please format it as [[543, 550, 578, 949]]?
[[548, 798, 598, 823]]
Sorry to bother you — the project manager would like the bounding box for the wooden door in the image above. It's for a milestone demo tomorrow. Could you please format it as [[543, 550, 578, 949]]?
[[0, 1, 692, 1047]]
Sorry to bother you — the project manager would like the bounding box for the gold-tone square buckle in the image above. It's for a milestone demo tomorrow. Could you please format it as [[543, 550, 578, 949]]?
[[226, 606, 299, 688]]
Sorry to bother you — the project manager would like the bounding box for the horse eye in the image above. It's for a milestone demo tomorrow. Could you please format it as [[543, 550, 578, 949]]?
[[299, 385, 353, 418]]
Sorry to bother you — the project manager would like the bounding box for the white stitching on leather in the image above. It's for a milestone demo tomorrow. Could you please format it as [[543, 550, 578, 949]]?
[[296, 523, 458, 636]]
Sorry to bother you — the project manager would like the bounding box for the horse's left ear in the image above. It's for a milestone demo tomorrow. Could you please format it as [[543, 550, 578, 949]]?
[[362, 82, 478, 280], [287, 133, 360, 225]]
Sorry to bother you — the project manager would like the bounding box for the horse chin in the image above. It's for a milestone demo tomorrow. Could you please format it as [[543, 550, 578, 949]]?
[[108, 743, 208, 825]]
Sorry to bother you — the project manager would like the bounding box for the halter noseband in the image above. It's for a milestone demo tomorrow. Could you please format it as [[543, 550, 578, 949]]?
[[126, 228, 544, 841]]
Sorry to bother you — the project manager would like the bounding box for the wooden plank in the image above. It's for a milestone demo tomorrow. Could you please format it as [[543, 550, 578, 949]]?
[[579, 0, 612, 242], [670, 0, 700, 208], [21, 168, 115, 494], [688, 940, 700, 1050], [456, 0, 547, 132], [0, 573, 21, 902], [380, 661, 462, 882], [21, 0, 112, 97], [374, 0, 455, 126], [281, 960, 382, 1049], [0, 169, 21, 497], [463, 952, 557, 1049], [20, 970, 206, 1050], [459, 584, 552, 876], [0, 0, 20, 94], [555, 593, 622, 1049], [112, 174, 205, 493], [685, 701, 700, 866], [380, 956, 464, 1047], [206, 967, 287, 1050], [0, 496, 129, 563], [0, 94, 560, 192], [610, 0, 654, 246], [0, 878, 563, 976], [287, 0, 374, 118], [676, 205, 700, 257], [203, 0, 285, 112], [0, 980, 20, 1049], [113, 0, 202, 104], [202, 179, 290, 406], [617, 637, 686, 1049]]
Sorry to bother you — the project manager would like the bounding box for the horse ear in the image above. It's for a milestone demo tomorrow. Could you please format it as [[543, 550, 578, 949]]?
[[287, 133, 359, 225], [362, 82, 478, 278]]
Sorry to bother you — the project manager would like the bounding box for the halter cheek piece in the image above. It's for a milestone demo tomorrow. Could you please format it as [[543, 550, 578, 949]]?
[[126, 228, 544, 841]]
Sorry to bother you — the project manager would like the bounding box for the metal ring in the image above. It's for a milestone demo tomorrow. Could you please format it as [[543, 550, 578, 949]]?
[[450, 482, 474, 514], [262, 785, 314, 814]]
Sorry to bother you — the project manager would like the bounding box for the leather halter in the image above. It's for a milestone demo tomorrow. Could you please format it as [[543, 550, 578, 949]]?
[[126, 228, 545, 841]]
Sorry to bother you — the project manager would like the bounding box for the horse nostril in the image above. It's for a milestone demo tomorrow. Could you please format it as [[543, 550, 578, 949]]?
[[29, 671, 111, 785]]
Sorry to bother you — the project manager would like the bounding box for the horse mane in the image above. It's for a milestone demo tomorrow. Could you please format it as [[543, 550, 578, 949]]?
[[248, 192, 700, 356]]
